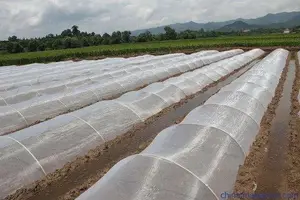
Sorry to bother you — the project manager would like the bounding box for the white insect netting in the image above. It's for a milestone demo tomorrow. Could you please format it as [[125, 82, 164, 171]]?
[[75, 49, 288, 200], [0, 54, 181, 83], [0, 49, 264, 199], [0, 54, 184, 101], [0, 50, 243, 135]]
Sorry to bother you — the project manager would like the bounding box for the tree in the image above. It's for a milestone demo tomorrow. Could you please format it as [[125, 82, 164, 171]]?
[[103, 33, 110, 38], [179, 30, 197, 39], [80, 31, 88, 37], [45, 41, 53, 50], [137, 34, 145, 42], [8, 35, 18, 42], [93, 34, 103, 45], [102, 33, 111, 45], [130, 36, 137, 43], [0, 42, 6, 51], [7, 42, 24, 53], [46, 34, 54, 38], [164, 26, 177, 40], [61, 29, 72, 37], [63, 37, 82, 48], [137, 31, 153, 42], [52, 39, 63, 49], [63, 37, 72, 48], [155, 33, 165, 41], [14, 42, 25, 53], [82, 37, 90, 47], [6, 42, 14, 53], [110, 31, 122, 44], [121, 31, 131, 43], [71, 25, 80, 36], [37, 43, 46, 51], [28, 40, 39, 52]]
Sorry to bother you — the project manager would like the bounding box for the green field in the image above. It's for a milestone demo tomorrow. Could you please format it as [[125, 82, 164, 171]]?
[[1, 34, 300, 66]]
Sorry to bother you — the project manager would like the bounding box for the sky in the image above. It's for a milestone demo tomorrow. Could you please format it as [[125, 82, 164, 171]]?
[[0, 0, 300, 40]]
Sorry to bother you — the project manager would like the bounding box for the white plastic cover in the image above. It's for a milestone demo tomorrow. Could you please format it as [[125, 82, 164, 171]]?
[[0, 50, 243, 135], [0, 49, 264, 199], [76, 49, 288, 200]]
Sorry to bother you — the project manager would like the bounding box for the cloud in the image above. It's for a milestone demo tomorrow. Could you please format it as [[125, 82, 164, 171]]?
[[0, 0, 299, 40]]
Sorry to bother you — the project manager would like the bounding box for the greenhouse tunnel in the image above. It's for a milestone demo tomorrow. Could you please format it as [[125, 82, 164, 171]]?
[[0, 53, 186, 93], [0, 50, 242, 135], [75, 49, 289, 200], [0, 49, 266, 199]]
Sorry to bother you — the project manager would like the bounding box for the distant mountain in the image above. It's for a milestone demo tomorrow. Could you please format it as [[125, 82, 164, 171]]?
[[217, 21, 260, 32], [241, 12, 300, 25], [217, 14, 300, 32], [131, 11, 300, 35], [286, 14, 300, 27], [132, 21, 206, 35], [267, 14, 300, 28]]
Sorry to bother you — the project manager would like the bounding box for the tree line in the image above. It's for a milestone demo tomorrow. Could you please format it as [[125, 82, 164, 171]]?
[[0, 25, 299, 54]]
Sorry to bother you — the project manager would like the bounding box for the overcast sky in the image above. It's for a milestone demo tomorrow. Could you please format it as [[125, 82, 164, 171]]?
[[0, 0, 300, 40]]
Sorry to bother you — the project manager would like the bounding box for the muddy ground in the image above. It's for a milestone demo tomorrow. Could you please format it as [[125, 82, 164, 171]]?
[[254, 58, 295, 198], [4, 57, 261, 200], [233, 53, 300, 200], [287, 53, 300, 195], [233, 54, 290, 196]]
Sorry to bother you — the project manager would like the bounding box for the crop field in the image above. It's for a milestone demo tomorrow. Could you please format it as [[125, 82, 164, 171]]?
[[0, 33, 300, 66], [0, 48, 300, 200]]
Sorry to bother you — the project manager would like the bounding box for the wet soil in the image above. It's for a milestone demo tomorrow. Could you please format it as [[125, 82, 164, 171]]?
[[233, 54, 291, 199], [286, 53, 300, 196], [4, 58, 261, 200], [254, 60, 296, 198]]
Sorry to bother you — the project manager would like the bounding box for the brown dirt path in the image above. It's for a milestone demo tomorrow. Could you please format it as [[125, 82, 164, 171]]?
[[4, 58, 262, 200]]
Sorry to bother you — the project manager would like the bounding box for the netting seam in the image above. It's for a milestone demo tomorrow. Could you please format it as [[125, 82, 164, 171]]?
[[215, 90, 267, 110], [69, 114, 106, 143], [138, 154, 219, 200], [224, 81, 274, 97], [115, 101, 144, 122], [87, 88, 101, 101], [4, 136, 47, 175], [8, 105, 29, 126], [0, 96, 8, 105], [203, 103, 261, 127]]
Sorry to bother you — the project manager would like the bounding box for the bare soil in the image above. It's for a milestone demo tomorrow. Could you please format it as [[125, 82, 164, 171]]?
[[4, 58, 260, 200]]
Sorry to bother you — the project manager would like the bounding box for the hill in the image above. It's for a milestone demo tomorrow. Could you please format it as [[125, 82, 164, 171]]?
[[217, 21, 260, 32], [267, 14, 300, 28], [131, 11, 300, 35]]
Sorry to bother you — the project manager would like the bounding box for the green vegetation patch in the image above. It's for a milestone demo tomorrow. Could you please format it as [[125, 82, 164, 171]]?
[[1, 34, 300, 66]]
